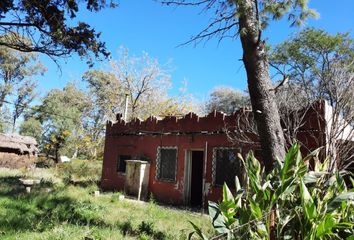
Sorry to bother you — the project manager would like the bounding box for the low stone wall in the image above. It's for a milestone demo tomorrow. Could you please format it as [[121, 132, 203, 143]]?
[[0, 152, 35, 169]]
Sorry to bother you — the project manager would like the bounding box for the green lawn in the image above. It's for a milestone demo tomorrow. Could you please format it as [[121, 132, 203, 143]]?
[[0, 165, 213, 240]]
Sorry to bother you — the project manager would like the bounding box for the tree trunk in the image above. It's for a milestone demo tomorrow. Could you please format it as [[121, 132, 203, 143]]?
[[237, 0, 286, 171], [54, 147, 59, 164]]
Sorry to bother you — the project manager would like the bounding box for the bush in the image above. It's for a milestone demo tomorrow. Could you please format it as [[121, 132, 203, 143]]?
[[56, 160, 102, 184], [190, 144, 354, 240], [35, 156, 56, 168]]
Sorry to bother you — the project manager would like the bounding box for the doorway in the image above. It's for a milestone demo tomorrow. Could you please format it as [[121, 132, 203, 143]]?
[[190, 151, 204, 207]]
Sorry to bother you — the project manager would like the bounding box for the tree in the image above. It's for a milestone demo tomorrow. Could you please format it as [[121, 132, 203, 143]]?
[[81, 70, 124, 159], [161, 0, 317, 170], [0, 1, 115, 65], [0, 45, 44, 133], [83, 47, 194, 121], [0, 45, 44, 110], [0, 105, 11, 133], [29, 83, 90, 161], [110, 47, 173, 119], [12, 79, 37, 132], [205, 86, 249, 114], [270, 28, 354, 171], [19, 117, 42, 143], [83, 70, 125, 122]]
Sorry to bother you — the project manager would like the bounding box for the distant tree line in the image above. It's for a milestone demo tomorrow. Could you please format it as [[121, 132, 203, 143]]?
[[1, 46, 197, 161]]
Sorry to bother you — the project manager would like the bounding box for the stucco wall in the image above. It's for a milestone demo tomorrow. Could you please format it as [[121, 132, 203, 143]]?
[[101, 102, 326, 206]]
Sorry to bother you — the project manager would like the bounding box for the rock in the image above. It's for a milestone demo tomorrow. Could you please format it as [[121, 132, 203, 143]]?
[[59, 156, 71, 163]]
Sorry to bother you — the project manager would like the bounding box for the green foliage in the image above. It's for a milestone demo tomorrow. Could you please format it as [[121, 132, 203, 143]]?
[[190, 144, 354, 239], [0, 1, 115, 65], [0, 45, 45, 133], [0, 186, 106, 233], [19, 118, 42, 142], [269, 28, 354, 103], [270, 28, 354, 170], [259, 0, 318, 28], [56, 159, 102, 184], [27, 83, 91, 159]]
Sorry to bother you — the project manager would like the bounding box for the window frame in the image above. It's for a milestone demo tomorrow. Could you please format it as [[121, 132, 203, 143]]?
[[156, 146, 178, 183], [212, 147, 241, 187]]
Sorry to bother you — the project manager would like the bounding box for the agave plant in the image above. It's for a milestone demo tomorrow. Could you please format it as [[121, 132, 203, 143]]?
[[189, 144, 354, 240]]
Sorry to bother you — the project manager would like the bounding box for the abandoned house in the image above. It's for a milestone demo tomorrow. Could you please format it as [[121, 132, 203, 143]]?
[[101, 100, 352, 207], [0, 134, 38, 169]]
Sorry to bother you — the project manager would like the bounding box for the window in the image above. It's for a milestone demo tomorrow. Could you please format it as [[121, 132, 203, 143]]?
[[156, 147, 177, 182], [117, 155, 131, 173], [213, 148, 241, 188]]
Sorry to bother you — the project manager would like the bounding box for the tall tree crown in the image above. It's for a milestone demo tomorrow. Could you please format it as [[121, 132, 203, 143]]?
[[162, 0, 317, 45], [0, 0, 116, 65]]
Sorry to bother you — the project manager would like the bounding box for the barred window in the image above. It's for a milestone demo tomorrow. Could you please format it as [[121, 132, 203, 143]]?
[[117, 155, 131, 173], [213, 148, 241, 188], [156, 147, 177, 182]]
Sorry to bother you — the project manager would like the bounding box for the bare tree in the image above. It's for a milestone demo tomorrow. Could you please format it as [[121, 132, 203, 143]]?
[[322, 62, 353, 170], [110, 47, 173, 120], [205, 86, 249, 114]]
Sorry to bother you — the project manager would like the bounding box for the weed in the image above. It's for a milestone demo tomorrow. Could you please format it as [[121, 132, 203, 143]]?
[[138, 221, 155, 236], [110, 192, 123, 203], [120, 220, 134, 236], [138, 233, 151, 240]]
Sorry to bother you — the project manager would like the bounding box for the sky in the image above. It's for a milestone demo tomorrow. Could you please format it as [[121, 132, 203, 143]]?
[[37, 0, 354, 102]]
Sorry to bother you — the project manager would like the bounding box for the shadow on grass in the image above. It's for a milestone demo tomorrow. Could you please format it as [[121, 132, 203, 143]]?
[[69, 180, 100, 188], [116, 220, 168, 240], [0, 176, 170, 239], [0, 176, 108, 233], [0, 176, 25, 196]]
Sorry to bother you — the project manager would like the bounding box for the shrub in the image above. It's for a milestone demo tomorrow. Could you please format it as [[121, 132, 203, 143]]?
[[35, 156, 56, 168], [56, 160, 102, 184], [189, 144, 354, 240]]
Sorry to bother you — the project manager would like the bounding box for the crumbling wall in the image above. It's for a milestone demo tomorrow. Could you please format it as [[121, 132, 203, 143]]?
[[0, 148, 36, 169]]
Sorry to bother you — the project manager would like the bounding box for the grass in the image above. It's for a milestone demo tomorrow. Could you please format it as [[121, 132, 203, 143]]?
[[0, 162, 213, 240]]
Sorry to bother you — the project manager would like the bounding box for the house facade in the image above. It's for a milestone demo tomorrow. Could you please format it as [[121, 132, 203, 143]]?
[[101, 102, 326, 207]]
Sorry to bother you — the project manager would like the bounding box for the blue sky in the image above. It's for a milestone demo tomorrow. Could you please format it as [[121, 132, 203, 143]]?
[[37, 0, 354, 101]]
